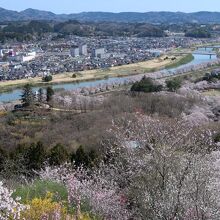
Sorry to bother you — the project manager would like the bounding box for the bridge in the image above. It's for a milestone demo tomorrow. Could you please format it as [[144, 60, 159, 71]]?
[[196, 46, 220, 50], [171, 51, 216, 59]]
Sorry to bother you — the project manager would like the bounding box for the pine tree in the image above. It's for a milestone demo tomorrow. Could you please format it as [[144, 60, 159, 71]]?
[[46, 87, 54, 103], [27, 142, 46, 170], [72, 146, 89, 167], [49, 144, 69, 166], [0, 147, 7, 171], [42, 75, 53, 82], [20, 84, 34, 107]]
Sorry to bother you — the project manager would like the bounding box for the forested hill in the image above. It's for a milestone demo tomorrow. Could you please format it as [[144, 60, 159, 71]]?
[[1, 7, 220, 23]]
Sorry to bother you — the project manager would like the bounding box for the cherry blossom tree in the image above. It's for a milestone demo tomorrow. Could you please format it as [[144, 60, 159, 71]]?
[[0, 181, 28, 220], [100, 115, 220, 219]]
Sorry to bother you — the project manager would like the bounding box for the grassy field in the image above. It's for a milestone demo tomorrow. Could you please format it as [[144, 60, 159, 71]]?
[[165, 54, 194, 69], [0, 54, 185, 93]]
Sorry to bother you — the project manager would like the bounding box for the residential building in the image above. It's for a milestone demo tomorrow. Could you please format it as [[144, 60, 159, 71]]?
[[79, 44, 88, 56], [91, 48, 105, 58]]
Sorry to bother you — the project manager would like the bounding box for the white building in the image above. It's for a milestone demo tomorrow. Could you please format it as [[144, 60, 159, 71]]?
[[21, 52, 36, 62], [79, 44, 88, 56], [0, 49, 14, 58], [91, 48, 105, 58]]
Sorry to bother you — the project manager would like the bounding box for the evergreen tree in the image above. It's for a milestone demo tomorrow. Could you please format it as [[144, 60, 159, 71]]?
[[49, 144, 69, 166], [20, 84, 34, 107], [42, 75, 53, 82], [46, 87, 54, 103], [166, 78, 182, 92], [88, 149, 99, 167], [0, 147, 7, 171], [27, 142, 46, 171], [72, 146, 89, 167], [71, 146, 99, 168]]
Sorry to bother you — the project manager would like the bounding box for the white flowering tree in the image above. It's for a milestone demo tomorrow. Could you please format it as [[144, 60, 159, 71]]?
[[0, 182, 27, 220], [100, 114, 220, 219]]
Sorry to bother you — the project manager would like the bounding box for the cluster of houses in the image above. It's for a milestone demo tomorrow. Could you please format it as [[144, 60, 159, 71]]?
[[0, 35, 220, 81]]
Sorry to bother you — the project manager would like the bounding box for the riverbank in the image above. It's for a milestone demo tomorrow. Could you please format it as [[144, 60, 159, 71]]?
[[0, 54, 185, 93], [165, 54, 194, 69]]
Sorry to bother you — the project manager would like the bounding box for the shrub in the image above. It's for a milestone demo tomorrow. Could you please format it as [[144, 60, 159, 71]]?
[[131, 76, 163, 93], [20, 192, 67, 220], [6, 112, 16, 125], [42, 75, 53, 82], [202, 72, 220, 82], [14, 181, 99, 220], [72, 73, 77, 78], [214, 133, 220, 143], [166, 77, 182, 92]]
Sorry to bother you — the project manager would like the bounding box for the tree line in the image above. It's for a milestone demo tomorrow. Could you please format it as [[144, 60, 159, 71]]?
[[131, 76, 182, 93], [20, 84, 54, 107], [0, 141, 99, 179], [0, 20, 165, 42]]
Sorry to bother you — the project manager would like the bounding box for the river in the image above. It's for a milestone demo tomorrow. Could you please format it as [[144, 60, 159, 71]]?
[[0, 47, 218, 103]]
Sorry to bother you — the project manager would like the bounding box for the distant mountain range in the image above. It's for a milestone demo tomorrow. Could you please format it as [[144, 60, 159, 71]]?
[[1, 7, 220, 23]]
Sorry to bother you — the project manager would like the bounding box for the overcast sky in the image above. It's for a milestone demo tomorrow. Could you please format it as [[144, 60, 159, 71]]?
[[0, 0, 220, 13]]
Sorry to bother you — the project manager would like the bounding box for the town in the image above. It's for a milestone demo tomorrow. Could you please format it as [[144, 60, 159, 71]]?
[[0, 34, 219, 81]]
